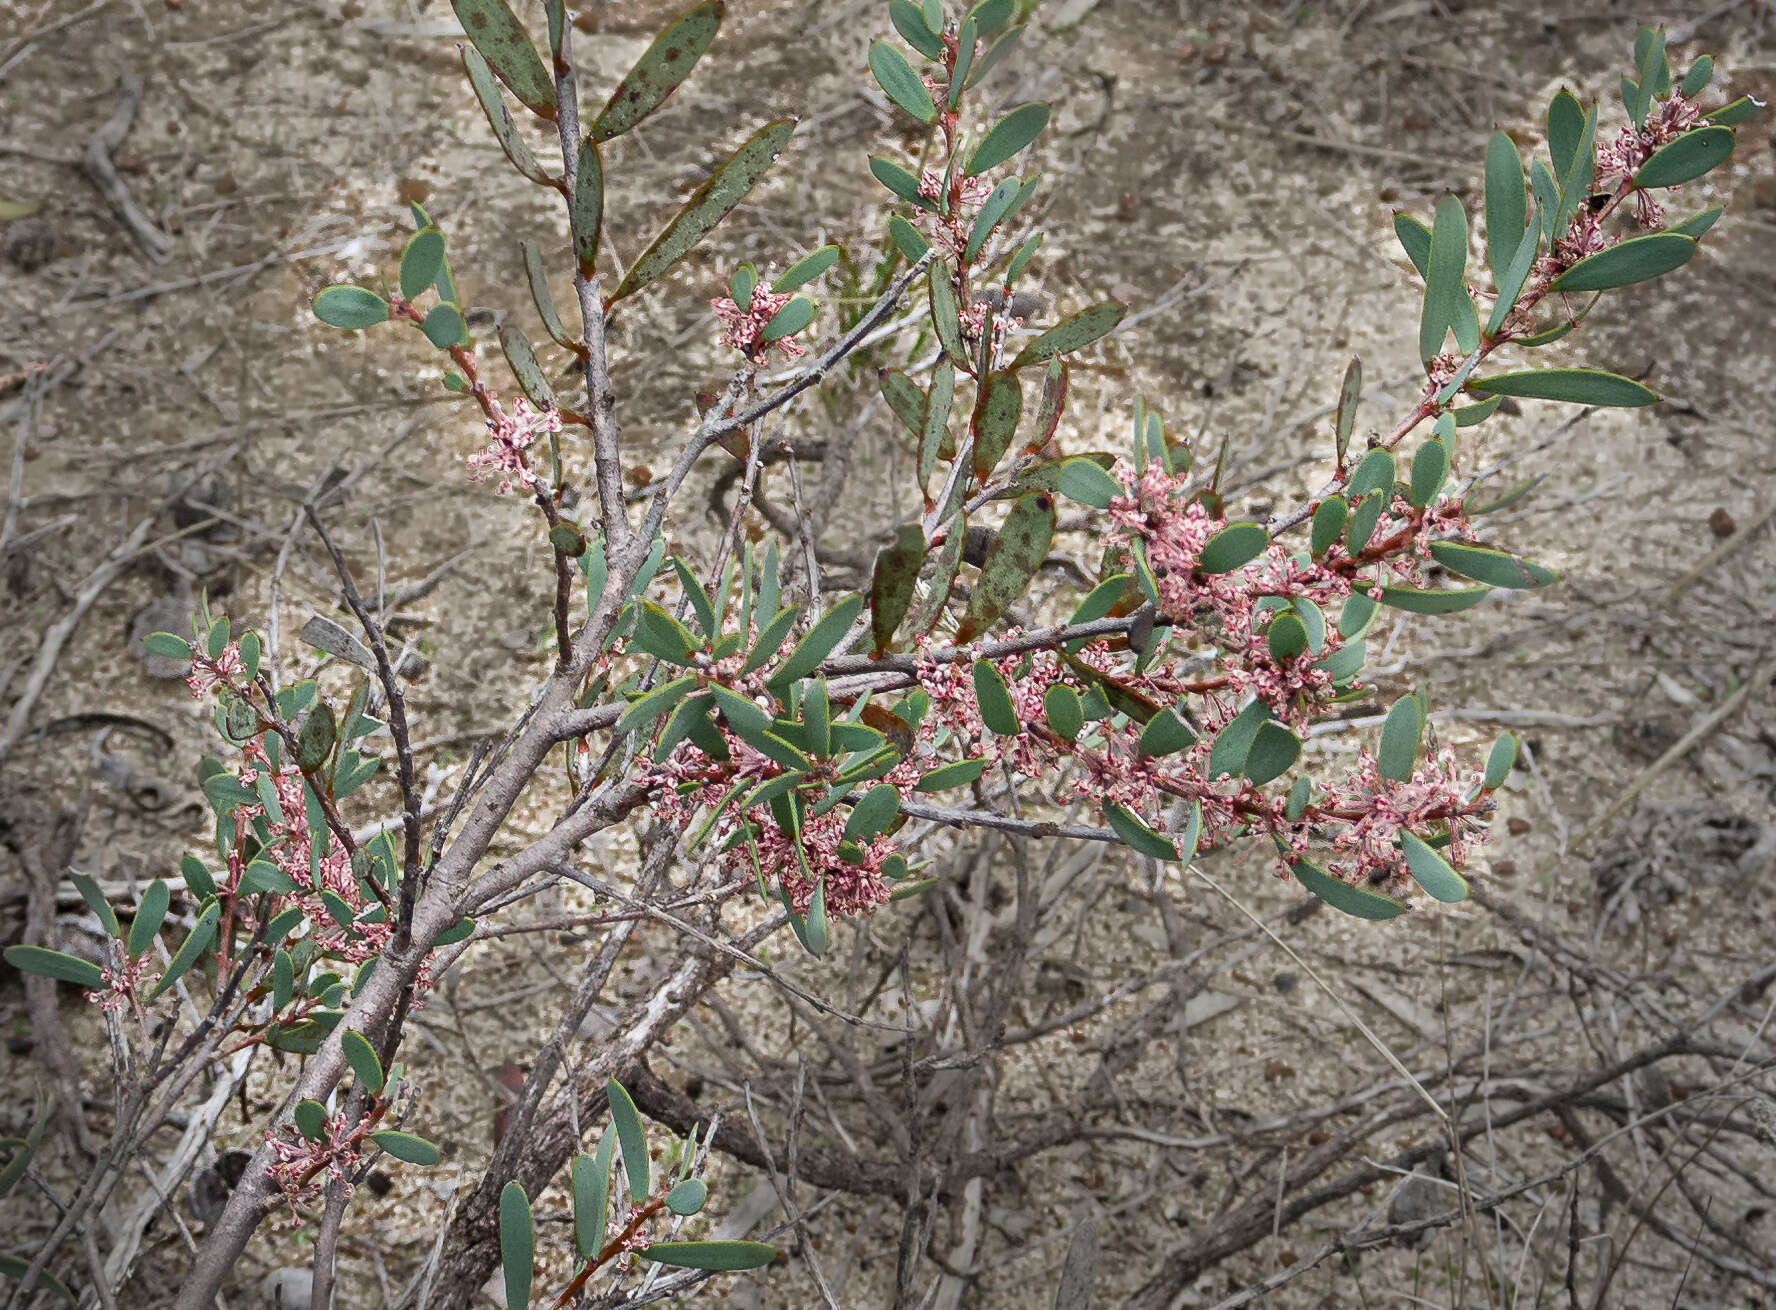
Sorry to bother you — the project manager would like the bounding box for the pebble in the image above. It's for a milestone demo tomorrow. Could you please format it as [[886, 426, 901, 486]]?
[[260, 1267, 313, 1309]]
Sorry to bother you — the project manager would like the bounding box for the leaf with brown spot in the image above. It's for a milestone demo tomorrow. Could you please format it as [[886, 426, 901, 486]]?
[[870, 523, 926, 654], [1024, 358, 1067, 456], [593, 2, 725, 143], [957, 492, 1054, 642], [451, 0, 557, 119], [610, 118, 796, 305], [970, 369, 1023, 484]]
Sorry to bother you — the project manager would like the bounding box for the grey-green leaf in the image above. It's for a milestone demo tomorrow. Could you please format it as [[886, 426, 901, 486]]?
[[611, 118, 797, 305], [462, 46, 549, 184], [1483, 131, 1526, 286], [451, 0, 557, 118], [499, 1181, 533, 1310], [1291, 859, 1404, 920], [956, 492, 1055, 642], [3, 945, 104, 988], [1550, 232, 1695, 292], [127, 880, 169, 959], [1008, 301, 1124, 370], [1469, 369, 1658, 407], [313, 285, 389, 330], [967, 102, 1050, 174], [1420, 195, 1478, 360], [593, 2, 724, 142], [869, 41, 937, 122], [1377, 695, 1422, 783], [572, 134, 603, 278], [400, 228, 445, 300], [1400, 831, 1469, 903]]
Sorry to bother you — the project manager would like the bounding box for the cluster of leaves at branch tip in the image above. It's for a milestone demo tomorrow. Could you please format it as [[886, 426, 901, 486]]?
[[6, 3, 1759, 1303]]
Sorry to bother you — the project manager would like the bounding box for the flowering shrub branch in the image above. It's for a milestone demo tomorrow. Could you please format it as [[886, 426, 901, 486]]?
[[2, 5, 1760, 1310]]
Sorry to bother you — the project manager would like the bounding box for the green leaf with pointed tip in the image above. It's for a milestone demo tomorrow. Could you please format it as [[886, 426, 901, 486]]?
[[499, 1181, 533, 1310], [1377, 585, 1490, 614], [313, 285, 389, 330], [1708, 95, 1763, 128], [3, 945, 103, 988], [400, 228, 445, 301], [1634, 124, 1736, 189], [1421, 195, 1478, 359], [971, 369, 1023, 482], [1311, 496, 1347, 557], [1483, 132, 1526, 286], [845, 784, 900, 841], [882, 369, 925, 436], [461, 44, 550, 185], [1334, 356, 1361, 465], [342, 1030, 385, 1093], [611, 118, 797, 305], [1197, 522, 1267, 574], [640, 1241, 778, 1271], [669, 558, 716, 637], [572, 1137, 612, 1260], [1668, 205, 1724, 240], [741, 606, 798, 675], [518, 239, 571, 342], [929, 262, 970, 369], [1484, 732, 1518, 789], [949, 16, 977, 102], [1632, 26, 1668, 123], [1410, 438, 1449, 508], [890, 0, 944, 56], [889, 213, 930, 259], [1245, 720, 1300, 786], [571, 135, 604, 278], [1043, 684, 1083, 741], [1057, 457, 1119, 509], [869, 41, 937, 122], [127, 880, 169, 959], [1008, 300, 1124, 369], [593, 2, 723, 141], [1682, 55, 1713, 97], [69, 872, 119, 937], [618, 675, 699, 734], [1552, 232, 1696, 292], [0, 1254, 74, 1305], [775, 243, 839, 291], [294, 1100, 329, 1142], [1103, 802, 1177, 860], [1428, 541, 1556, 589], [967, 102, 1050, 174], [1454, 395, 1504, 426], [769, 594, 864, 689], [916, 757, 988, 791], [452, 0, 556, 118], [761, 295, 813, 341], [370, 1130, 440, 1165], [957, 491, 1054, 641], [421, 303, 468, 349], [871, 523, 926, 653], [1470, 369, 1657, 407], [964, 176, 1021, 262], [1554, 103, 1598, 236], [1486, 202, 1541, 336], [1393, 213, 1430, 277], [1377, 695, 1423, 783], [1400, 831, 1469, 902], [919, 359, 955, 490], [605, 1078, 650, 1202], [870, 156, 929, 207], [146, 901, 219, 1001], [1291, 859, 1404, 919], [499, 323, 555, 409], [633, 603, 700, 664]]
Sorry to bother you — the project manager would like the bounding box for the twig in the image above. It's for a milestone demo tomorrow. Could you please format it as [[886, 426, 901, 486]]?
[[83, 75, 171, 264]]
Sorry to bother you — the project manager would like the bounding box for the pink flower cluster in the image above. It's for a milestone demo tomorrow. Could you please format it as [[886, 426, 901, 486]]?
[[187, 642, 245, 699], [1596, 91, 1703, 227], [466, 395, 562, 495], [712, 286, 808, 364], [265, 1110, 362, 1219], [91, 951, 156, 1015], [916, 168, 994, 262]]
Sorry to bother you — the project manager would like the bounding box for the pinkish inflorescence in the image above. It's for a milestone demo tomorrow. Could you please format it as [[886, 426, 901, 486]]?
[[712, 286, 808, 364], [467, 395, 562, 495]]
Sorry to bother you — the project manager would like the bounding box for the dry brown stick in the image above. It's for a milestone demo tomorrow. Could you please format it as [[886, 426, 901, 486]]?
[[83, 75, 171, 264]]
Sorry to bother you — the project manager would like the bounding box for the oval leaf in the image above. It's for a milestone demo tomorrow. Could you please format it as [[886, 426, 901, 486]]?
[[606, 1077, 650, 1202], [1428, 541, 1556, 589], [593, 1, 724, 142], [313, 285, 389, 330], [451, 0, 556, 118], [639, 1240, 777, 1271], [967, 102, 1050, 174], [127, 880, 170, 960], [665, 1178, 708, 1216], [869, 41, 937, 122], [956, 492, 1055, 642], [1103, 802, 1177, 861], [145, 901, 219, 1001], [1400, 831, 1469, 903], [3, 945, 103, 988], [370, 1130, 441, 1165], [498, 1181, 534, 1310], [1008, 301, 1125, 370], [971, 659, 1020, 736], [1634, 124, 1735, 189], [767, 594, 864, 689], [342, 1030, 385, 1093], [1291, 859, 1405, 920], [774, 244, 840, 292], [1469, 368, 1657, 407], [871, 523, 927, 653], [1550, 232, 1695, 292], [399, 228, 445, 301], [1377, 695, 1423, 783], [1197, 522, 1268, 574]]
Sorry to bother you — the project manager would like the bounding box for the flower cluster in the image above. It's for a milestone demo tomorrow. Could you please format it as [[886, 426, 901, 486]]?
[[466, 395, 562, 495], [265, 1111, 363, 1220], [90, 951, 156, 1015], [711, 286, 808, 364], [915, 168, 994, 262], [187, 641, 245, 699], [1595, 91, 1703, 227]]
